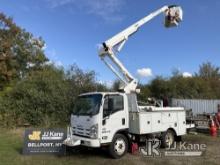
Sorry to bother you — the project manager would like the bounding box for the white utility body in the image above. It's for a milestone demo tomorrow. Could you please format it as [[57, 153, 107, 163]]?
[[64, 5, 194, 159], [129, 106, 186, 135]]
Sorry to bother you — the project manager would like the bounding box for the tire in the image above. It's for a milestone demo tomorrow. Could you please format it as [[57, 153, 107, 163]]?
[[108, 134, 128, 159], [161, 130, 175, 148]]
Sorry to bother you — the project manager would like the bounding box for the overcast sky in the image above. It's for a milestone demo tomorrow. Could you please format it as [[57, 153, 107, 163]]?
[[1, 0, 220, 84]]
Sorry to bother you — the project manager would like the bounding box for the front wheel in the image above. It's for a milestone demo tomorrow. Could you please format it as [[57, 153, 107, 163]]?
[[108, 134, 128, 159]]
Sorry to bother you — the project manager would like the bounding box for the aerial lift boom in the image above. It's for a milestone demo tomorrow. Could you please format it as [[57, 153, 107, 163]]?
[[98, 5, 183, 93]]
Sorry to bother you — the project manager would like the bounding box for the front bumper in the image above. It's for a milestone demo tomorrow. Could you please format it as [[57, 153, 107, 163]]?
[[63, 127, 101, 148]]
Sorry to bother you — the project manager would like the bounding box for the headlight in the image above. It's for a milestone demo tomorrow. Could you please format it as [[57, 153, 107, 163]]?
[[90, 124, 98, 139]]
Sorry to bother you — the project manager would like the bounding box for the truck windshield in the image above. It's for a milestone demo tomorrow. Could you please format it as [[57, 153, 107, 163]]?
[[72, 94, 102, 116]]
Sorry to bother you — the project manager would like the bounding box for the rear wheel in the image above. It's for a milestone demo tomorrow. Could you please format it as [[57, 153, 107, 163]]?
[[108, 134, 128, 159], [161, 130, 175, 148]]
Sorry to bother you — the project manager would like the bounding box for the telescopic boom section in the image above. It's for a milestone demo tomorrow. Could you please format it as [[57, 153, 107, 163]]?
[[98, 5, 183, 94]]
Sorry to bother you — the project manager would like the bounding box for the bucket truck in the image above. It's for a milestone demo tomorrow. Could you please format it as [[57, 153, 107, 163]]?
[[64, 5, 194, 158]]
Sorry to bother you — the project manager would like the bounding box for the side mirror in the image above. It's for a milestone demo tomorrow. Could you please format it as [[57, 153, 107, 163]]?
[[164, 5, 183, 28]]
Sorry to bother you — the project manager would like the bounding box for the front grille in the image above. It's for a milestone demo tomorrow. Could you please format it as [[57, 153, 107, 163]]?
[[72, 127, 91, 138], [73, 133, 91, 138]]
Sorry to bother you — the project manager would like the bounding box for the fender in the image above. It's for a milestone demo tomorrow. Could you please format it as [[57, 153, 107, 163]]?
[[101, 128, 130, 146]]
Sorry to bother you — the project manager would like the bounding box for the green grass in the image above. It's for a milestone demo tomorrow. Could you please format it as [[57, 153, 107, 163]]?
[[0, 128, 220, 165]]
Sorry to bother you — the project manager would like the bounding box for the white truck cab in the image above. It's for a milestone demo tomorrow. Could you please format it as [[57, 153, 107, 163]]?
[[65, 92, 129, 148]]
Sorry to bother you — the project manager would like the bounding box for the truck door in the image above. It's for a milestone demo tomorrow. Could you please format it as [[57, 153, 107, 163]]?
[[101, 94, 128, 144]]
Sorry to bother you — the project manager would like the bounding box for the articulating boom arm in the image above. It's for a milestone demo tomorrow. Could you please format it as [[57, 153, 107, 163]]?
[[98, 5, 183, 93]]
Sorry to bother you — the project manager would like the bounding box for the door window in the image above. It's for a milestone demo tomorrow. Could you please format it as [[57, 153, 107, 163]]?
[[103, 95, 124, 118]]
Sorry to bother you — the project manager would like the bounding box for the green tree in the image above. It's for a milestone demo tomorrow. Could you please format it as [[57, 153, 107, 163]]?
[[138, 62, 220, 100], [111, 80, 121, 91], [0, 64, 109, 127], [149, 76, 170, 99], [0, 12, 48, 90], [0, 65, 70, 126], [138, 84, 151, 102], [66, 64, 107, 96], [197, 62, 220, 79]]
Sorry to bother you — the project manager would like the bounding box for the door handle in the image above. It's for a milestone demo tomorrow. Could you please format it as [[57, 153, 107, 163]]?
[[102, 119, 106, 125], [122, 118, 125, 125]]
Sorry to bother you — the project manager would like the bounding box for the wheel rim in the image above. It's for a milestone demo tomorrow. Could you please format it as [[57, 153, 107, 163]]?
[[114, 138, 126, 155], [165, 132, 174, 147]]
